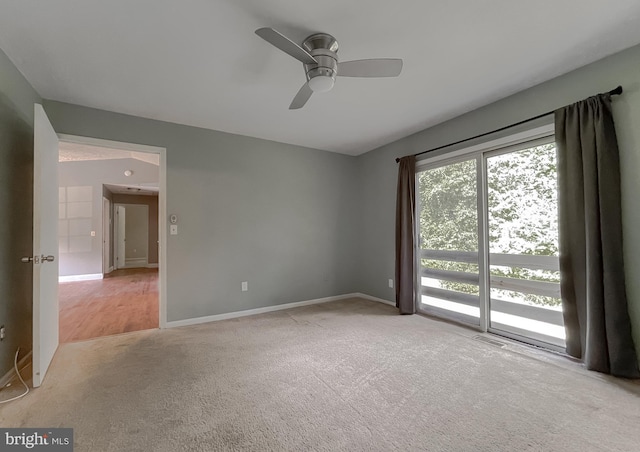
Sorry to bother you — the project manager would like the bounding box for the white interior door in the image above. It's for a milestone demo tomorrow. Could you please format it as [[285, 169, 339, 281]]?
[[102, 197, 111, 273], [32, 104, 59, 387], [115, 205, 126, 269]]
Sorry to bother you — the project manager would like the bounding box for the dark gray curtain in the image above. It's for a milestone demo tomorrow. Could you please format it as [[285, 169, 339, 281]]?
[[395, 156, 416, 314], [555, 94, 639, 378]]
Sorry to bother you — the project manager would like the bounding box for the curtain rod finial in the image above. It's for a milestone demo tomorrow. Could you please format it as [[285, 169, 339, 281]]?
[[395, 158, 400, 163], [610, 85, 623, 96]]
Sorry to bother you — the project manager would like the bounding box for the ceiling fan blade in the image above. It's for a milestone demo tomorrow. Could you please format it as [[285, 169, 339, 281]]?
[[337, 59, 403, 77], [255, 27, 317, 65], [289, 82, 313, 110]]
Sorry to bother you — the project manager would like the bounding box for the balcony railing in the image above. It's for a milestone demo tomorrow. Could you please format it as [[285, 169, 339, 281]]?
[[420, 249, 564, 346]]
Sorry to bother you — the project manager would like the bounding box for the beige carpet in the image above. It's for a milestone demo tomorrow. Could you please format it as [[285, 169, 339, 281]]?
[[1, 298, 639, 451]]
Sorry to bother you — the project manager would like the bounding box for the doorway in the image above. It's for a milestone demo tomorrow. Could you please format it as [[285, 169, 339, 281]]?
[[113, 203, 149, 270], [57, 136, 166, 342]]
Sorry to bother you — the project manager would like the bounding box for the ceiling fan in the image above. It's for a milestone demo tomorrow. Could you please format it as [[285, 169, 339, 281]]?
[[255, 27, 403, 110]]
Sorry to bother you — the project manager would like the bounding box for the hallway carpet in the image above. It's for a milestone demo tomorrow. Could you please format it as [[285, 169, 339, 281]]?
[[1, 298, 639, 451]]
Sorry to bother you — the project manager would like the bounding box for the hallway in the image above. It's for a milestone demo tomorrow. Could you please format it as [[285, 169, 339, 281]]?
[[59, 268, 159, 342]]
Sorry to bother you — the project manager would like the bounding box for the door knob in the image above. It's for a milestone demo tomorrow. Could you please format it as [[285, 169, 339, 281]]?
[[21, 255, 41, 264], [41, 255, 55, 263]]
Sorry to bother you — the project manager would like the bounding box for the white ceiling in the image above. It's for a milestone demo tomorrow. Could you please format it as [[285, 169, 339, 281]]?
[[104, 183, 159, 197], [59, 141, 159, 196], [59, 141, 160, 165], [2, 1, 640, 155]]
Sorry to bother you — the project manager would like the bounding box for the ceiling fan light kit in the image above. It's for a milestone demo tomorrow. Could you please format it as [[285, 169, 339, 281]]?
[[303, 33, 338, 93], [308, 75, 334, 92], [255, 27, 403, 109]]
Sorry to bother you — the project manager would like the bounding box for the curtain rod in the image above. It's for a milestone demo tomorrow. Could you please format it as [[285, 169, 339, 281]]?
[[395, 85, 623, 163]]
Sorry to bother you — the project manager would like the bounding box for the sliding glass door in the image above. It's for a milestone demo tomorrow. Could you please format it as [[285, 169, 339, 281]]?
[[417, 158, 481, 326], [417, 134, 565, 350], [486, 143, 564, 347]]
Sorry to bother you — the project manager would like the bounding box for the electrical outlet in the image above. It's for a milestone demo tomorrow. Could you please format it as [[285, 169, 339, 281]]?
[[0, 325, 5, 341], [388, 279, 394, 288], [241, 281, 248, 292]]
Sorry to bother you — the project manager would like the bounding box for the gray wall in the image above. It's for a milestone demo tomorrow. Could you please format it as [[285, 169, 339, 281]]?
[[58, 158, 159, 276], [357, 43, 640, 360], [0, 48, 41, 376], [112, 194, 159, 265], [43, 101, 361, 322]]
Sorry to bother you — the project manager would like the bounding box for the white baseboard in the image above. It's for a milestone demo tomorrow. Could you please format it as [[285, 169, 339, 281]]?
[[146, 263, 159, 268], [355, 292, 396, 307], [59, 273, 103, 283], [166, 293, 360, 328], [165, 293, 397, 329], [0, 350, 32, 389], [105, 266, 114, 274]]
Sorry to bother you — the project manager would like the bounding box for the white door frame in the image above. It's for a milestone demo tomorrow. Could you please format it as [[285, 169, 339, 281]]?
[[114, 204, 126, 269], [102, 197, 112, 274], [57, 134, 168, 328]]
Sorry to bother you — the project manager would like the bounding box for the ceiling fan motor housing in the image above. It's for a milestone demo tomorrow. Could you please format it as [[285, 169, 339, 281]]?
[[302, 33, 339, 86]]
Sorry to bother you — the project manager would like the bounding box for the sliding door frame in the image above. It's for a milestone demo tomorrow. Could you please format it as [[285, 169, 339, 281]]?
[[415, 123, 561, 349], [414, 153, 483, 327]]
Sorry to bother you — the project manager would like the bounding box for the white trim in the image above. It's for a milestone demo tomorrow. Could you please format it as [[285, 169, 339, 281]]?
[[355, 293, 396, 306], [477, 154, 489, 332], [146, 263, 159, 268], [113, 204, 125, 269], [158, 149, 167, 328], [414, 171, 423, 313], [0, 351, 32, 389], [59, 273, 103, 283], [416, 123, 554, 169], [166, 294, 360, 328], [58, 134, 167, 329], [106, 266, 114, 274], [57, 134, 165, 155], [102, 197, 111, 275]]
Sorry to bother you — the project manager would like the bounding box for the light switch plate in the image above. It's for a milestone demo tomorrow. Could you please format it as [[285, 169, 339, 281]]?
[[241, 281, 248, 292], [170, 224, 178, 235], [388, 279, 394, 288]]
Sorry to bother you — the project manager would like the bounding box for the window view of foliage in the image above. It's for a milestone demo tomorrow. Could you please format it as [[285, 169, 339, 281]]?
[[419, 159, 478, 252], [488, 144, 560, 307], [487, 144, 558, 258], [419, 143, 561, 308], [419, 159, 479, 297]]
